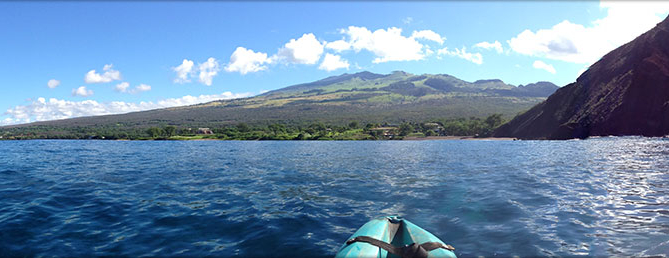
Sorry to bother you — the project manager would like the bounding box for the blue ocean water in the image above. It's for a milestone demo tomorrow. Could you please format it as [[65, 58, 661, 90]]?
[[1, 138, 668, 257]]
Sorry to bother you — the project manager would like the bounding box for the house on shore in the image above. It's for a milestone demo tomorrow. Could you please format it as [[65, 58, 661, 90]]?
[[370, 127, 398, 139], [423, 122, 445, 135], [197, 128, 214, 134]]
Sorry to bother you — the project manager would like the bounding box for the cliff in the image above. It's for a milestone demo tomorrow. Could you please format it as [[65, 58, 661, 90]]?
[[495, 15, 669, 139]]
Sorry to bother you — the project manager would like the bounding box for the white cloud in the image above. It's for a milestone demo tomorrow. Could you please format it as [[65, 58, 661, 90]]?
[[403, 17, 414, 24], [224, 26, 445, 73], [275, 33, 324, 65], [325, 40, 351, 53], [153, 92, 251, 108], [115, 82, 130, 92], [474, 41, 503, 54], [533, 60, 557, 74], [172, 59, 195, 83], [173, 58, 225, 84], [131, 84, 151, 94], [84, 64, 121, 83], [2, 117, 15, 125], [508, 1, 669, 64], [318, 53, 350, 72], [224, 47, 272, 75], [198, 57, 220, 86], [437, 46, 483, 65], [135, 84, 151, 92], [340, 26, 436, 63], [116, 82, 151, 94], [72, 86, 94, 97], [47, 79, 60, 89], [411, 30, 445, 44], [1, 92, 254, 125]]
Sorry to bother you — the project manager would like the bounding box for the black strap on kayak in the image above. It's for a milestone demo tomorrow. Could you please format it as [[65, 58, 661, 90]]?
[[420, 241, 456, 252], [345, 236, 455, 258], [347, 236, 402, 255]]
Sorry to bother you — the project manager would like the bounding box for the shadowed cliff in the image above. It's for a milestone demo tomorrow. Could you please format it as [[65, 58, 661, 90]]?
[[495, 15, 669, 139]]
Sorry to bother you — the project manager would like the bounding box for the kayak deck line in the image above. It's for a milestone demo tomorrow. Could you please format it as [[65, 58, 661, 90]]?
[[345, 235, 455, 257], [336, 216, 457, 258]]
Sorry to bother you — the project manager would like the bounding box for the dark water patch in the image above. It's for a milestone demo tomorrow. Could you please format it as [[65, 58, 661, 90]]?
[[0, 169, 20, 175]]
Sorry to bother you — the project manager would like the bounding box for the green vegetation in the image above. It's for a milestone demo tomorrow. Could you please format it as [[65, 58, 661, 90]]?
[[0, 114, 507, 141]]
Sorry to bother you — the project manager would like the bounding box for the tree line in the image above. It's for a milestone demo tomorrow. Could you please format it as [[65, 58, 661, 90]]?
[[0, 114, 506, 140]]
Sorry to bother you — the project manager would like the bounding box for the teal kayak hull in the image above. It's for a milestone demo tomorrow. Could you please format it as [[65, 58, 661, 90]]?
[[335, 216, 456, 258]]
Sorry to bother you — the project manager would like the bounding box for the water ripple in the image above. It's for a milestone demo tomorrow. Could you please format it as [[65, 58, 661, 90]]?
[[0, 138, 668, 256]]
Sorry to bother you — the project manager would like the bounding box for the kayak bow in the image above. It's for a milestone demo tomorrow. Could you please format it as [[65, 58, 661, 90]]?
[[336, 216, 456, 258]]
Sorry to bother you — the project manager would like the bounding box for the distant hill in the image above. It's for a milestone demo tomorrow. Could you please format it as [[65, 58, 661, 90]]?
[[495, 15, 669, 139], [2, 71, 557, 132]]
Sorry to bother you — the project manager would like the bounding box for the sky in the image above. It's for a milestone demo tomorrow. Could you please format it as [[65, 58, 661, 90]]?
[[1, 1, 668, 125]]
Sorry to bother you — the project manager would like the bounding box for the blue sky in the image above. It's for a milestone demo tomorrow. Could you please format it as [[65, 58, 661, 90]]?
[[1, 1, 668, 125]]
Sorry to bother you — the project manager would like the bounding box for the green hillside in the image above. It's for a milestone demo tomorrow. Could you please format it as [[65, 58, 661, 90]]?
[[0, 71, 557, 139]]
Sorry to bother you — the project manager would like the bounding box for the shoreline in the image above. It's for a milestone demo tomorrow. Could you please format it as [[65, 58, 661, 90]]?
[[0, 136, 518, 141], [402, 136, 517, 141]]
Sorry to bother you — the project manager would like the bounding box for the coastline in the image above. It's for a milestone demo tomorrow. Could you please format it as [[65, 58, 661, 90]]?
[[1, 136, 518, 141], [402, 136, 517, 141], [2, 134, 518, 141]]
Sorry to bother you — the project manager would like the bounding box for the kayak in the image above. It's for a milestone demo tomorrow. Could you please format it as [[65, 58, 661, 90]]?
[[335, 216, 456, 258]]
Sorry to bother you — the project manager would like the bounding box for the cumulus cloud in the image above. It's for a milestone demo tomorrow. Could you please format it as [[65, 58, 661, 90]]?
[[198, 57, 220, 86], [533, 60, 557, 74], [318, 53, 350, 72], [325, 40, 351, 53], [134, 84, 151, 93], [275, 33, 324, 65], [411, 30, 445, 44], [338, 26, 440, 63], [437, 46, 483, 65], [172, 58, 224, 84], [47, 79, 60, 89], [1, 92, 254, 125], [84, 64, 122, 84], [224, 47, 272, 75], [116, 82, 151, 94], [72, 86, 93, 97], [227, 26, 445, 72], [508, 1, 669, 64], [114, 82, 130, 93], [172, 59, 195, 83], [474, 41, 503, 54]]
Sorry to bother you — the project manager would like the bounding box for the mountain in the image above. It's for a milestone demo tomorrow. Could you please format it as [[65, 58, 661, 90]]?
[[260, 71, 388, 95], [1, 71, 557, 134], [495, 15, 669, 139], [512, 82, 562, 97]]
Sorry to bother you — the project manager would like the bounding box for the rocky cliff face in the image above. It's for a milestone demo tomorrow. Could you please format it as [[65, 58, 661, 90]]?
[[495, 15, 669, 139]]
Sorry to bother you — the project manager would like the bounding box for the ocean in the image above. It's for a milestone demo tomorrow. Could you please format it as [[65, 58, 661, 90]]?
[[1, 138, 668, 257]]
